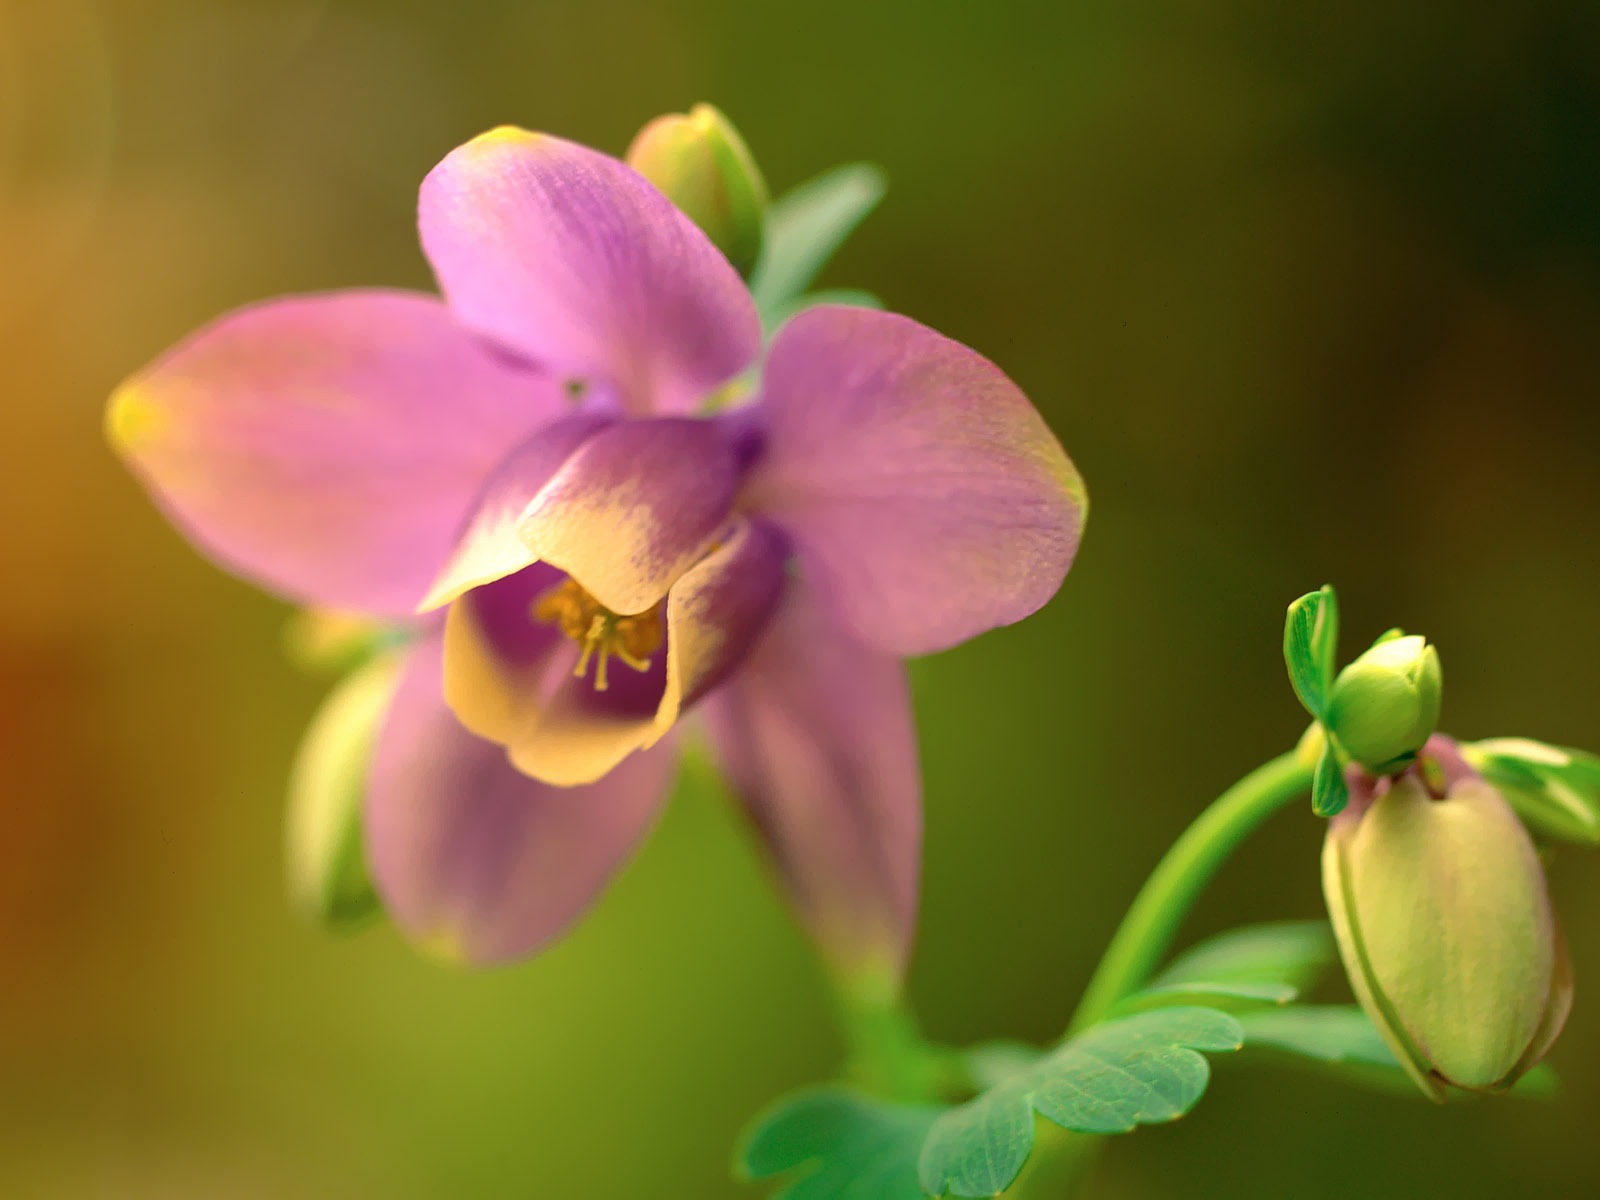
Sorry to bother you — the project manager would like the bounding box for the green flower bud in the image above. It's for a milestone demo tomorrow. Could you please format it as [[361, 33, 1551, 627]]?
[[1325, 635, 1442, 771], [1322, 758, 1572, 1100], [285, 651, 403, 929], [625, 103, 768, 276]]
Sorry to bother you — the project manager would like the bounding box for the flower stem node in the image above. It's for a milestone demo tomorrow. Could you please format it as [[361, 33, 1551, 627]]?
[[1324, 635, 1442, 773], [626, 103, 769, 277], [1322, 744, 1572, 1100]]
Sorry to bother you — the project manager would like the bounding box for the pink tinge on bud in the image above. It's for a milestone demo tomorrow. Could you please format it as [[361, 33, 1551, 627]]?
[[1323, 733, 1572, 1100], [1337, 733, 1477, 822]]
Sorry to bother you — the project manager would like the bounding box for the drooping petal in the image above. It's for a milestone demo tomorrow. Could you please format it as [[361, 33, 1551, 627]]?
[[521, 416, 746, 615], [442, 562, 668, 787], [423, 416, 743, 618], [656, 516, 790, 730], [703, 581, 921, 986], [108, 290, 566, 616], [418, 128, 762, 415], [745, 305, 1086, 657], [366, 632, 678, 966], [417, 412, 615, 612], [440, 562, 573, 747]]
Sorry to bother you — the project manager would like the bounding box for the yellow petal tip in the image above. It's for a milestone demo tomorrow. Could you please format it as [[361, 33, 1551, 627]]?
[[468, 125, 543, 151], [105, 382, 161, 454]]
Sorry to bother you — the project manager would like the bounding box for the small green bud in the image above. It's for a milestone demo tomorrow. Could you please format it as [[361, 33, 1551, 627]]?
[[1325, 635, 1442, 771], [285, 652, 403, 929], [1323, 756, 1571, 1099], [626, 103, 768, 276]]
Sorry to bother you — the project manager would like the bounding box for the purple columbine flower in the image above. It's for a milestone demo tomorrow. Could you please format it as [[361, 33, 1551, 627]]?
[[108, 128, 1085, 980]]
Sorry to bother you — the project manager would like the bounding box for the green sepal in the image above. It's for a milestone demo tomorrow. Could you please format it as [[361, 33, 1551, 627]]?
[[1464, 738, 1600, 847], [736, 1089, 938, 1200], [750, 163, 887, 320], [1369, 626, 1406, 647], [918, 1007, 1243, 1198], [1115, 921, 1337, 1015], [1312, 740, 1349, 817], [285, 652, 402, 929], [1283, 585, 1339, 719]]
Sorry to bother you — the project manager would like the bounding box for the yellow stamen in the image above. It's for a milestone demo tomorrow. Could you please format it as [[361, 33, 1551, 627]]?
[[532, 578, 662, 693]]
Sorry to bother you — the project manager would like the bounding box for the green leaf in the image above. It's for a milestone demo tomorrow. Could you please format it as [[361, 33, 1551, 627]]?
[[738, 1090, 938, 1200], [1115, 980, 1296, 1013], [1466, 738, 1600, 846], [285, 652, 402, 929], [963, 1040, 1045, 1091], [1238, 1005, 1397, 1067], [761, 287, 885, 335], [1312, 740, 1349, 817], [1283, 585, 1339, 719], [1234, 1005, 1558, 1100], [1117, 921, 1337, 1014], [751, 164, 887, 317], [918, 1008, 1242, 1197]]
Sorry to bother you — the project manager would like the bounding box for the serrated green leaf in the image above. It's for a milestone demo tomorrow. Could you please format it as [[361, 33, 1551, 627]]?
[[1234, 1005, 1559, 1100], [1312, 741, 1349, 817], [751, 164, 887, 317], [738, 1090, 939, 1200], [1153, 920, 1337, 992], [761, 288, 885, 336], [1116, 921, 1337, 1014], [1114, 980, 1297, 1013], [1284, 586, 1339, 719], [1238, 1005, 1397, 1068], [919, 1008, 1243, 1197]]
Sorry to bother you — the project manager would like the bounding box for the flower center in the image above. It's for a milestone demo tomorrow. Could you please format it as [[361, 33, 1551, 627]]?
[[532, 577, 663, 692]]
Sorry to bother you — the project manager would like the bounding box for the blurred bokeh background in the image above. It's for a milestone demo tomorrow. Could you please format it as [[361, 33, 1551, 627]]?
[[5, 0, 1600, 1195]]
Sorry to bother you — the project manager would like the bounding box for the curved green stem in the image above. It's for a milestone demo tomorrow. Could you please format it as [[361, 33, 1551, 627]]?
[[1065, 749, 1313, 1035], [1009, 749, 1313, 1199]]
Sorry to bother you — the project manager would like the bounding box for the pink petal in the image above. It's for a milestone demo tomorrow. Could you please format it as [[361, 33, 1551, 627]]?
[[422, 416, 744, 618], [366, 632, 678, 966], [418, 412, 615, 612], [419, 128, 761, 415], [703, 581, 921, 985], [746, 306, 1086, 657], [109, 290, 566, 617]]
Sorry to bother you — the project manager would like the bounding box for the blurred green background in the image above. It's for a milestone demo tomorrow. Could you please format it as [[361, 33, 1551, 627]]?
[[5, 0, 1600, 1195]]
